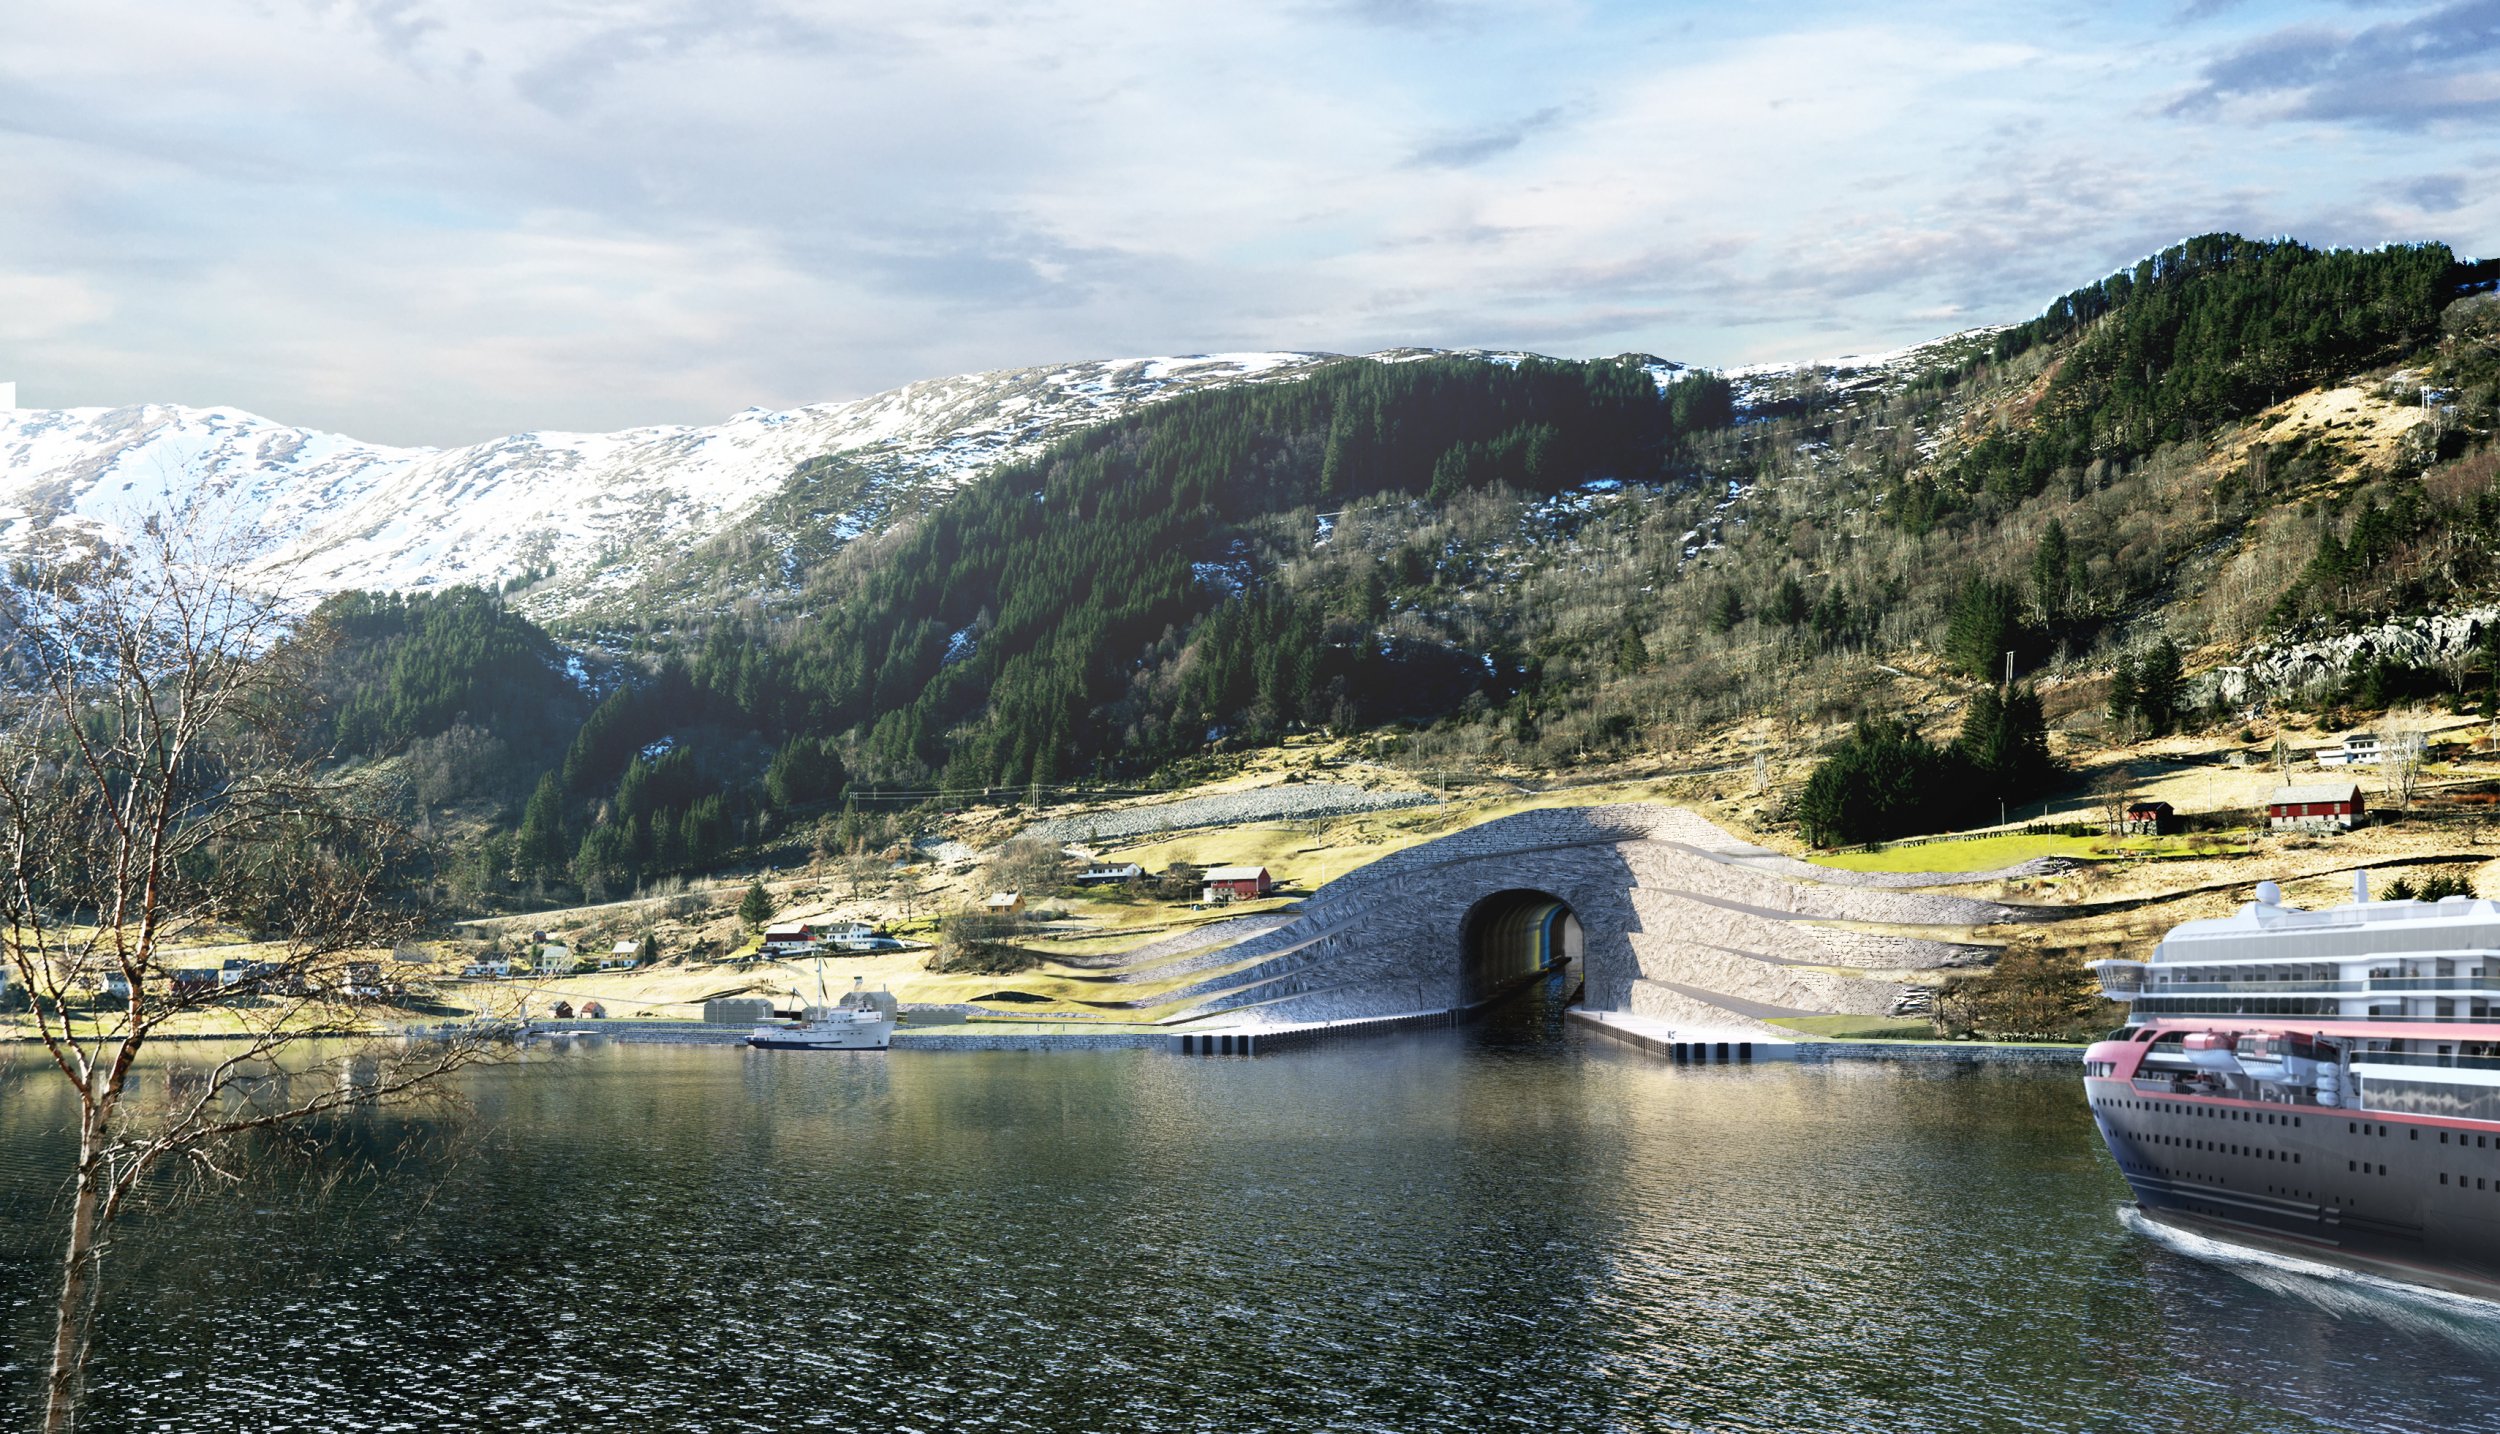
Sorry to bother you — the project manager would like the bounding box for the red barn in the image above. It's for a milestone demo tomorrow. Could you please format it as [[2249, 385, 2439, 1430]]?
[[1200, 866, 1273, 902], [2269, 783, 2365, 832], [2123, 800, 2175, 836]]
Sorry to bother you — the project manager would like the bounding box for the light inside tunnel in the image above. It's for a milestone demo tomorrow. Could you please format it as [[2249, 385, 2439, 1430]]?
[[1459, 889, 1583, 1005]]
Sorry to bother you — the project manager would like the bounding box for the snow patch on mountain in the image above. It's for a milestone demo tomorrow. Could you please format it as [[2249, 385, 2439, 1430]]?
[[0, 352, 1339, 616]]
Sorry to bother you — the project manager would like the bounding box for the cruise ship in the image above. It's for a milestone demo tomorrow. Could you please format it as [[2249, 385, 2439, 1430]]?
[[2088, 874, 2500, 1300]]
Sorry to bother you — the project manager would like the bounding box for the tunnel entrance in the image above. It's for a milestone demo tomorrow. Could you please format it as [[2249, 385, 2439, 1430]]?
[[1458, 889, 1583, 1007]]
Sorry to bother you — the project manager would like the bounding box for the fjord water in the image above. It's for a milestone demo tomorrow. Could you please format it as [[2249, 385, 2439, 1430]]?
[[6, 1022, 2499, 1433]]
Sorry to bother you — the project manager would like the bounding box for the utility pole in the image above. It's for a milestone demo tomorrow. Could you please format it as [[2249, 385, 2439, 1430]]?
[[2004, 649, 2014, 698]]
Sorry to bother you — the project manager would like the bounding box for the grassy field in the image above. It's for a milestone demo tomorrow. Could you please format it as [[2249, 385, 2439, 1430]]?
[[1808, 833, 2107, 873]]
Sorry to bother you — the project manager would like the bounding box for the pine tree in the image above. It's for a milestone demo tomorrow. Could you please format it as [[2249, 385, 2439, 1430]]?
[[1704, 585, 1745, 634], [1769, 574, 1809, 627], [2107, 651, 2139, 731], [1613, 621, 1650, 675], [515, 772, 571, 883], [738, 881, 775, 929], [1945, 576, 2025, 681], [2137, 638, 2186, 735], [2030, 519, 2071, 621]]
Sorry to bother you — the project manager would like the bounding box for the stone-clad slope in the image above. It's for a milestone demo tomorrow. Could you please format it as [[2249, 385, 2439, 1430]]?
[[1146, 805, 2008, 1031]]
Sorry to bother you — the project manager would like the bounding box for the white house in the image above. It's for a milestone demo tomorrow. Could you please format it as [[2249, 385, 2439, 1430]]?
[[2316, 733, 2385, 767], [1074, 862, 1145, 886], [605, 940, 641, 970]]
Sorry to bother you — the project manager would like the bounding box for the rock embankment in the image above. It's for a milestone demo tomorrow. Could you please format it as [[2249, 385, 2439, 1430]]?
[[1024, 783, 1437, 844]]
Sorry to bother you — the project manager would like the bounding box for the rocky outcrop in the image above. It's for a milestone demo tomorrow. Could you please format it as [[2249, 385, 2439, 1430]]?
[[2204, 607, 2500, 706]]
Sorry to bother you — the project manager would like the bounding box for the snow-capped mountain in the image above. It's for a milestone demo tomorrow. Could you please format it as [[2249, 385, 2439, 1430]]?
[[0, 338, 1958, 623], [0, 352, 1340, 618]]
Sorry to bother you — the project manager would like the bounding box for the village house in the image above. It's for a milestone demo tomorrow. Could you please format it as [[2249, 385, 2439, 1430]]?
[[821, 921, 884, 951], [2123, 800, 2176, 836], [983, 891, 1025, 916], [2269, 782, 2367, 832], [1201, 866, 1274, 902], [760, 921, 817, 956], [2316, 733, 2385, 768], [606, 940, 642, 970], [1073, 862, 1146, 887]]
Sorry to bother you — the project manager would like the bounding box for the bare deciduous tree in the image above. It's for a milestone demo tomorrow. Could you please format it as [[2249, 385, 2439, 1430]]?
[[2091, 769, 2133, 837], [2383, 714, 2431, 810], [0, 523, 497, 1432]]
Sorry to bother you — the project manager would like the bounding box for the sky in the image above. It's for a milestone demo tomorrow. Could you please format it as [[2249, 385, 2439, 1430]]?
[[1, 0, 2495, 446]]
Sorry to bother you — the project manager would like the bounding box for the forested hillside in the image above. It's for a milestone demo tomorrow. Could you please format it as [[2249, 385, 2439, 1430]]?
[[301, 231, 2500, 899]]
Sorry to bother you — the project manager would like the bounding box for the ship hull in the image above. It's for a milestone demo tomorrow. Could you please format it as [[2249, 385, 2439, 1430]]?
[[2089, 1076, 2500, 1302]]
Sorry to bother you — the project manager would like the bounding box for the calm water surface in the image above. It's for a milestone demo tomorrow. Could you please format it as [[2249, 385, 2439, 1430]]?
[[5, 1017, 2499, 1432]]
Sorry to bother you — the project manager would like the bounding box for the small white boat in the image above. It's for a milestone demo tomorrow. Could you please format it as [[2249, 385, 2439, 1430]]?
[[749, 968, 897, 1051]]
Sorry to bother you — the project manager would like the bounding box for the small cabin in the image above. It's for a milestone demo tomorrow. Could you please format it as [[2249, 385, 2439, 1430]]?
[[2269, 782, 2366, 832], [1073, 862, 1145, 887], [982, 891, 1025, 915], [169, 968, 221, 994], [1201, 866, 1274, 902], [579, 1000, 607, 1019], [2122, 800, 2176, 836], [606, 940, 641, 970]]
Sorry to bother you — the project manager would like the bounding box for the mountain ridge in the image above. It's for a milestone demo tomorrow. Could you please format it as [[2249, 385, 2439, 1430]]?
[[0, 351, 1360, 616], [0, 338, 1988, 621]]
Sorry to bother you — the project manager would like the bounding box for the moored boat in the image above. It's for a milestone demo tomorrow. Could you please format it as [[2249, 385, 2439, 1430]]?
[[750, 969, 898, 1051]]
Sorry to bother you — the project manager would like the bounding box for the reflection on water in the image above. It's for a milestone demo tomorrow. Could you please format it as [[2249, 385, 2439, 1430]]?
[[6, 1021, 2500, 1432]]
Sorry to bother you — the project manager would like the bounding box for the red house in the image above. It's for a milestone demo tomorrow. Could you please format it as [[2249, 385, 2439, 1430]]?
[[2123, 800, 2175, 836], [2269, 783, 2365, 832], [1200, 865, 1273, 902]]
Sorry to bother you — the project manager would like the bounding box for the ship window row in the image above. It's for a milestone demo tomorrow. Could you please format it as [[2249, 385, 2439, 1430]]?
[[2440, 1172, 2499, 1189], [2437, 1131, 2494, 1148], [2138, 1132, 2300, 1162], [2116, 1157, 2225, 1187], [2349, 1161, 2390, 1175], [2098, 1096, 2303, 1129]]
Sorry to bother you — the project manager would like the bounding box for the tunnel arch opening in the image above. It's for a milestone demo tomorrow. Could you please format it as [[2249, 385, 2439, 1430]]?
[[1458, 889, 1583, 1006]]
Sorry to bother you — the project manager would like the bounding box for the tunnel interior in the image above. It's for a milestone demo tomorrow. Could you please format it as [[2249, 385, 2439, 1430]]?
[[1458, 889, 1583, 1006]]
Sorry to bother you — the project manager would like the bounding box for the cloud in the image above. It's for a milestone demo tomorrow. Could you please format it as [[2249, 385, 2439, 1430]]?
[[2173, 0, 2500, 127], [0, 1, 2489, 443], [2397, 173, 2471, 212], [1407, 106, 1566, 168]]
